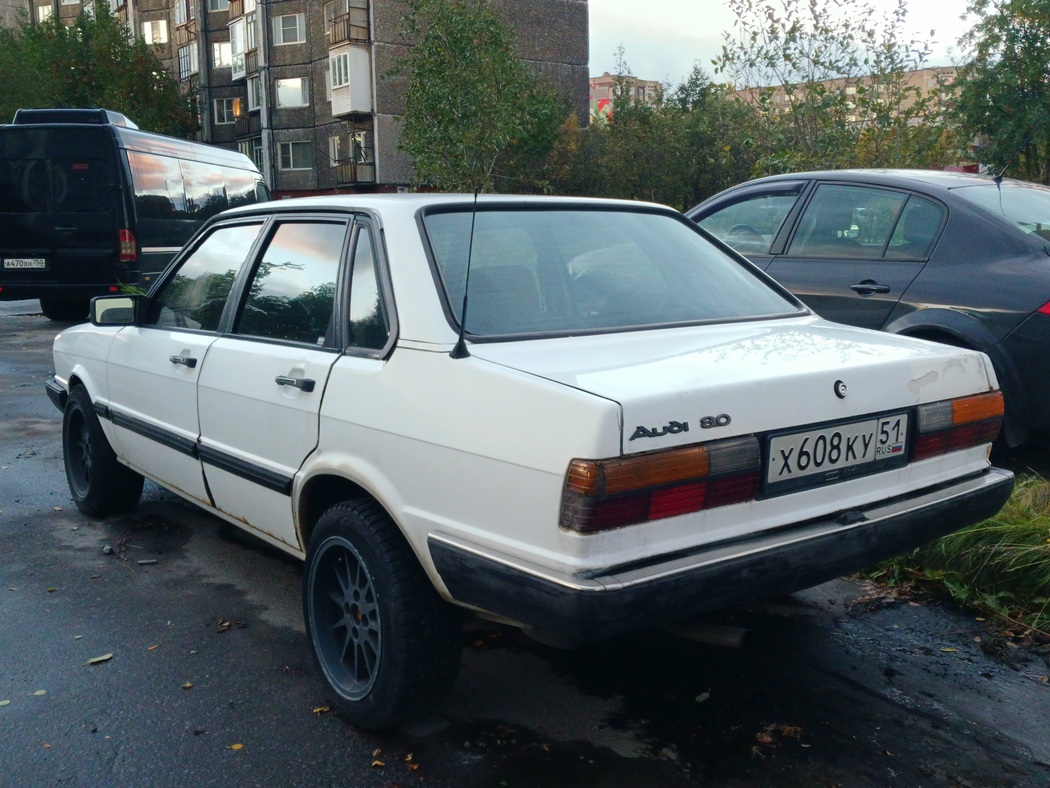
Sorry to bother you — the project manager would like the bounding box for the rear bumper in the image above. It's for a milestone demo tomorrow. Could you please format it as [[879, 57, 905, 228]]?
[[429, 467, 1014, 642]]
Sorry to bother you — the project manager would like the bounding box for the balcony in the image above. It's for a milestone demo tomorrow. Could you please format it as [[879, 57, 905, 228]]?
[[229, 0, 243, 18], [245, 49, 258, 76], [235, 113, 261, 138], [335, 160, 375, 185], [328, 12, 369, 46], [175, 18, 197, 46]]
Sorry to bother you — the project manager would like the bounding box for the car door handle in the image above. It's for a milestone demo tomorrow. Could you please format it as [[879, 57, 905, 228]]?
[[850, 281, 892, 295], [169, 354, 198, 368], [275, 375, 315, 393]]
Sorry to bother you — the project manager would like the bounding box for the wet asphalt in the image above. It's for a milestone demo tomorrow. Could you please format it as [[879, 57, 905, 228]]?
[[1, 300, 1048, 787]]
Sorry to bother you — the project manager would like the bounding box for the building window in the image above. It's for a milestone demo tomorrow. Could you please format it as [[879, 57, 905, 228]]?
[[213, 41, 231, 68], [60, 0, 79, 5], [230, 18, 246, 78], [276, 77, 309, 108], [330, 52, 349, 89], [245, 12, 257, 50], [328, 136, 341, 166], [208, 0, 230, 11], [243, 0, 257, 13], [214, 98, 237, 125], [178, 45, 199, 80], [279, 142, 313, 171], [273, 13, 305, 45], [247, 75, 262, 110], [174, 0, 195, 26], [38, 5, 54, 21], [142, 20, 168, 45]]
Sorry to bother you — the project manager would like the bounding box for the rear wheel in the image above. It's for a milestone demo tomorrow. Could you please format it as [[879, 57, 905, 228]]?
[[40, 298, 89, 322], [303, 499, 462, 730], [63, 386, 144, 516]]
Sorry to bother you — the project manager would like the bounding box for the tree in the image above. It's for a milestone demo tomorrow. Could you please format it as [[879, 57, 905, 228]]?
[[397, 0, 566, 191], [0, 6, 196, 137], [953, 0, 1050, 182], [715, 0, 961, 174]]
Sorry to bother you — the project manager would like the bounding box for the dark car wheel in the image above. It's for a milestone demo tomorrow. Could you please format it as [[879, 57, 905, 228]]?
[[40, 298, 89, 322], [303, 499, 462, 731], [63, 386, 144, 517]]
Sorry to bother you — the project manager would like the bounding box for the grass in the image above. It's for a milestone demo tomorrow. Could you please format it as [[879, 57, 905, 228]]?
[[871, 475, 1050, 638]]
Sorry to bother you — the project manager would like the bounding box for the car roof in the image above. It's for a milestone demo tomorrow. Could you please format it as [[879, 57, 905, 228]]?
[[735, 168, 1030, 192]]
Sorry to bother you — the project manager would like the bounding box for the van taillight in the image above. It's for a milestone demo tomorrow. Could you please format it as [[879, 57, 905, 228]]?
[[119, 229, 136, 262]]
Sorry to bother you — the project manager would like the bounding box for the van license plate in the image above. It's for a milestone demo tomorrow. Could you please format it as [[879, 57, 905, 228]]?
[[3, 258, 47, 269], [766, 413, 909, 489]]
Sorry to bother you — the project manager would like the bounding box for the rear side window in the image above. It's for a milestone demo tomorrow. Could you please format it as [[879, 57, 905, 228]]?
[[696, 188, 803, 255], [235, 221, 346, 345], [789, 184, 908, 259], [347, 224, 390, 351], [128, 150, 189, 220], [144, 222, 264, 331]]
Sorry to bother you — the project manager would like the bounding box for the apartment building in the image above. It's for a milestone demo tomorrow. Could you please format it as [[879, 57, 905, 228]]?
[[589, 71, 661, 121], [32, 0, 589, 194]]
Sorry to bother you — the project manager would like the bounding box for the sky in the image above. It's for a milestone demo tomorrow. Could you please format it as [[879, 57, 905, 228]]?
[[588, 0, 974, 84]]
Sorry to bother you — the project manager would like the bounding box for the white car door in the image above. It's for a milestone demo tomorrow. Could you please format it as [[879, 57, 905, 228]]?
[[104, 221, 266, 505], [196, 218, 353, 551]]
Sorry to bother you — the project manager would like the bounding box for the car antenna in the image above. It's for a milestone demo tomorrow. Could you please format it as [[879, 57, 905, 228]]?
[[450, 186, 481, 359], [993, 106, 1048, 184]]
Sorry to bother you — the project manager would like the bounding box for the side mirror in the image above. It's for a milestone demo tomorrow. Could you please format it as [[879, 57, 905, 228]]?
[[90, 295, 139, 326]]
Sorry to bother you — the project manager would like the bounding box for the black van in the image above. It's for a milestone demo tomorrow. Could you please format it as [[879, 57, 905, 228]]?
[[0, 108, 269, 321]]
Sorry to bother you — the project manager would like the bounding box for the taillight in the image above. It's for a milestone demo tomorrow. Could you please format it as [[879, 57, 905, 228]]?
[[913, 391, 1003, 461], [119, 228, 137, 262], [1038, 301, 1050, 315], [560, 436, 761, 534]]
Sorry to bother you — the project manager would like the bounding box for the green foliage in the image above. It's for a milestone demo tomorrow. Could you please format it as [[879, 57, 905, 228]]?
[[398, 0, 566, 191], [878, 475, 1050, 634], [0, 6, 196, 137], [714, 0, 962, 174], [953, 0, 1050, 183]]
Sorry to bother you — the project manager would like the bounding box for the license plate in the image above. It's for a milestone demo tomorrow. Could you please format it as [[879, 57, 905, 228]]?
[[766, 413, 909, 491], [3, 257, 47, 269]]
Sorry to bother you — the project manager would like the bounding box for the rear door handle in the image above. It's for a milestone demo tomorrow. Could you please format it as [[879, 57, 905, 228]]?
[[169, 355, 198, 368], [850, 281, 891, 295], [275, 375, 315, 393]]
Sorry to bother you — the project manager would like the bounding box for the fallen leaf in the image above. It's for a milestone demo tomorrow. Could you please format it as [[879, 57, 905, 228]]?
[[84, 653, 113, 666], [74, 636, 82, 640], [940, 648, 957, 653], [313, 706, 330, 714], [372, 748, 382, 758], [405, 753, 414, 762], [33, 690, 46, 696], [182, 682, 193, 690], [147, 645, 158, 651], [756, 732, 774, 745], [47, 588, 57, 593], [695, 691, 711, 703], [137, 559, 157, 566], [408, 763, 420, 771], [43, 743, 52, 749], [371, 761, 385, 768], [976, 617, 986, 621], [230, 743, 244, 751], [0, 700, 10, 707], [53, 507, 63, 512]]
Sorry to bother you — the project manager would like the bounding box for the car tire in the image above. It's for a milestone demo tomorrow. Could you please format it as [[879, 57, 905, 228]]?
[[40, 298, 89, 322], [303, 499, 462, 731], [63, 386, 144, 516]]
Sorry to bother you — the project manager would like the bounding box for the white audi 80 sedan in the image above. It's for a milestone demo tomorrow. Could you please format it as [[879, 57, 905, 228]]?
[[47, 194, 1013, 729]]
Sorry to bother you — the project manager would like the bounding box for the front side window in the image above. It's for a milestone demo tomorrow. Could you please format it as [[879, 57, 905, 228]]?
[[276, 77, 309, 108], [424, 208, 800, 337], [696, 187, 803, 255], [273, 13, 305, 45], [145, 223, 264, 332], [788, 184, 908, 259], [279, 141, 313, 170], [235, 221, 345, 345]]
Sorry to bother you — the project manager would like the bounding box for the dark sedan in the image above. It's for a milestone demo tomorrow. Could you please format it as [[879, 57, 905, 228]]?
[[687, 169, 1050, 446]]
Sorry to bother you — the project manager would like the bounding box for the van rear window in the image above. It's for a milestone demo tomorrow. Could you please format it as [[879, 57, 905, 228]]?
[[52, 159, 109, 213], [0, 159, 49, 212]]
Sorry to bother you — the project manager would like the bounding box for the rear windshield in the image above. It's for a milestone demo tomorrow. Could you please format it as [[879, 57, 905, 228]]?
[[953, 180, 1050, 241], [422, 207, 801, 337]]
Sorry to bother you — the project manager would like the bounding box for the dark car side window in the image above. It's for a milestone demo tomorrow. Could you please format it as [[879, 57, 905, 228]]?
[[144, 222, 264, 331], [697, 190, 802, 255], [235, 221, 347, 346], [789, 184, 908, 259]]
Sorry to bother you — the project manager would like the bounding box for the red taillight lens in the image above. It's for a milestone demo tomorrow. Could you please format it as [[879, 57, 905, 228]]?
[[561, 437, 760, 534], [1037, 301, 1050, 315], [913, 391, 1004, 461], [119, 228, 137, 262]]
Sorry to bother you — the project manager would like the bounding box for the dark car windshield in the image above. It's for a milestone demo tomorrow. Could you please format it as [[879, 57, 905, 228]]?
[[422, 207, 801, 337], [953, 181, 1050, 241]]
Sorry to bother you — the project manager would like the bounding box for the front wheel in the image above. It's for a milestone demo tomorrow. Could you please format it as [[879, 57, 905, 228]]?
[[303, 499, 462, 730], [63, 386, 144, 516]]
